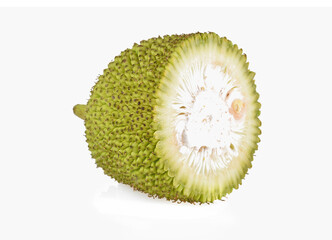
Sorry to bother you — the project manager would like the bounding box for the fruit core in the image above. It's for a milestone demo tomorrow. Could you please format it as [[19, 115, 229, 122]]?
[[174, 63, 246, 173]]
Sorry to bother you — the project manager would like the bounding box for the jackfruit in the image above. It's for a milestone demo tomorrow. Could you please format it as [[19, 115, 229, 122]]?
[[74, 32, 261, 203]]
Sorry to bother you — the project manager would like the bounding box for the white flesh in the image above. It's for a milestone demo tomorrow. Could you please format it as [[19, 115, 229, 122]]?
[[173, 62, 246, 175]]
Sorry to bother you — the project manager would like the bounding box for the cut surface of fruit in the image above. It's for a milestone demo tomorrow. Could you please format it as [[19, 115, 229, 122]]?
[[155, 34, 260, 199]]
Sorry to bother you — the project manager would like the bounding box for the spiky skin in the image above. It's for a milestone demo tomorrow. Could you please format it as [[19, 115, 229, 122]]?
[[82, 32, 261, 203]]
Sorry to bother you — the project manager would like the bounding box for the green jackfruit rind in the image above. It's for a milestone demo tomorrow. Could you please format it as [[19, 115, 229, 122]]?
[[84, 32, 261, 203], [85, 33, 202, 203], [154, 33, 261, 202]]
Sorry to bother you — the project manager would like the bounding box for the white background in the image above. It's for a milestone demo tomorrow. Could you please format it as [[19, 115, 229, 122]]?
[[0, 8, 331, 240]]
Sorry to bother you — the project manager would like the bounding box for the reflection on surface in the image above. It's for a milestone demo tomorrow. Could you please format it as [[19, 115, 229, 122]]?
[[93, 180, 236, 223]]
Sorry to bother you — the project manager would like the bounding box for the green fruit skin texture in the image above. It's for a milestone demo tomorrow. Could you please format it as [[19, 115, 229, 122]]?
[[83, 32, 260, 203]]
